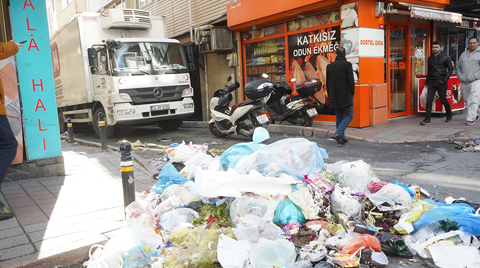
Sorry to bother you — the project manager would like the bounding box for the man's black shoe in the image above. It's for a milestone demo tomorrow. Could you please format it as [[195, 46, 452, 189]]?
[[476, 115, 479, 121], [445, 115, 453, 122], [333, 134, 345, 145], [0, 202, 14, 221], [343, 138, 348, 143], [420, 119, 431, 125]]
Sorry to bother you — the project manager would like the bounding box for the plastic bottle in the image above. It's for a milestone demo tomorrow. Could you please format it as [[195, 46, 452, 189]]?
[[390, 235, 407, 251], [413, 221, 444, 243], [440, 219, 458, 232]]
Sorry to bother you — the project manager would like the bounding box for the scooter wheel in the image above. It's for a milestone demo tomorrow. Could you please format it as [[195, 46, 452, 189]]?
[[300, 110, 313, 127], [209, 122, 229, 138]]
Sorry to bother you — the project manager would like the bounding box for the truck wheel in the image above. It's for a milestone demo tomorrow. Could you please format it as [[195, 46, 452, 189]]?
[[158, 119, 183, 131], [58, 111, 67, 134], [209, 122, 228, 138], [93, 107, 115, 139]]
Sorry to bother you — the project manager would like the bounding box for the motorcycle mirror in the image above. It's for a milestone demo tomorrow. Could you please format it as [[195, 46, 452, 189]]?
[[262, 73, 269, 79], [227, 76, 232, 82], [290, 78, 297, 83]]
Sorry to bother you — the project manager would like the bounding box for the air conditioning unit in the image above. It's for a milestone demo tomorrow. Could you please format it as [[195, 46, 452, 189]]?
[[100, 9, 152, 30], [197, 26, 233, 53]]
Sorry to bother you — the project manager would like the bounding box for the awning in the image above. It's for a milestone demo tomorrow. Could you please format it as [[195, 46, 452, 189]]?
[[410, 7, 462, 23]]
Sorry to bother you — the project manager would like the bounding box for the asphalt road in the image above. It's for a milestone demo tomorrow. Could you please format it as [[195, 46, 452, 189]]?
[[71, 124, 479, 268]]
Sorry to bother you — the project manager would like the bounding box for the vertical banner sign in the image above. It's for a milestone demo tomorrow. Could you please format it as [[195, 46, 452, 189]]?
[[11, 0, 62, 160]]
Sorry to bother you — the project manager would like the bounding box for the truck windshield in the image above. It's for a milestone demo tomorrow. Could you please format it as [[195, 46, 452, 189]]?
[[112, 42, 188, 75]]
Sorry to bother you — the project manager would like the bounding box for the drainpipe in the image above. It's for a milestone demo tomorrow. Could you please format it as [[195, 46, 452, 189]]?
[[204, 54, 209, 120], [188, 0, 193, 43]]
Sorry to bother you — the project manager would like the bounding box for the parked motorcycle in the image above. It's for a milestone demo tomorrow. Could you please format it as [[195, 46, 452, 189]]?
[[255, 74, 322, 127], [208, 77, 272, 139]]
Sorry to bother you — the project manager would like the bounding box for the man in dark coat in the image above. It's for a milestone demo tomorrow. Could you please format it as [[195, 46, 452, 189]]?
[[421, 41, 453, 125], [326, 47, 355, 145]]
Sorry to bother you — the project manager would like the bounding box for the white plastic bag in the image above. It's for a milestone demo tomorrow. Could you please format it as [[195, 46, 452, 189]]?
[[299, 241, 327, 262], [367, 183, 411, 211], [217, 234, 251, 268], [160, 184, 197, 205], [230, 194, 280, 224], [420, 86, 428, 109], [330, 185, 363, 217], [159, 207, 199, 232], [249, 238, 296, 267], [233, 214, 284, 243], [321, 160, 379, 192]]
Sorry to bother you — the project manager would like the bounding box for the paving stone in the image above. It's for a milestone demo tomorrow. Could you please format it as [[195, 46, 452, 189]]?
[[0, 244, 35, 261], [27, 227, 63, 242], [0, 227, 24, 239], [23, 222, 49, 233], [0, 234, 30, 250]]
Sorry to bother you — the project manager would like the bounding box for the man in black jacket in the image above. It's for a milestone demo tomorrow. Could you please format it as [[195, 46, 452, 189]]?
[[421, 41, 454, 125], [326, 47, 355, 145]]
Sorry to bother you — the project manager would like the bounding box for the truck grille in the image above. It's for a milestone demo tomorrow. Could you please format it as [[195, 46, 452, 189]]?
[[120, 86, 187, 105]]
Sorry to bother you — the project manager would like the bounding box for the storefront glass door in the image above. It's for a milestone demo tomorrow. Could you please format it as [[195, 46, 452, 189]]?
[[389, 27, 407, 114]]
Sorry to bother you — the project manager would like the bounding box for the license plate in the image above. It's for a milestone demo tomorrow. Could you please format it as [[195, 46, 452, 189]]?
[[151, 104, 170, 111], [307, 108, 318, 118], [256, 114, 269, 124]]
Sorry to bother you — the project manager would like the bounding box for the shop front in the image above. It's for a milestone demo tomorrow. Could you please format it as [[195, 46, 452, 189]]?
[[227, 0, 461, 127]]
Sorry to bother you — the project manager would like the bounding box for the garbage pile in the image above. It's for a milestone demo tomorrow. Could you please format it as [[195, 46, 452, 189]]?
[[447, 138, 480, 152], [85, 129, 480, 268]]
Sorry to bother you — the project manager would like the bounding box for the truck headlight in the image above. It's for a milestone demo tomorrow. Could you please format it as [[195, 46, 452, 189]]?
[[117, 109, 135, 115], [182, 87, 193, 97], [119, 93, 132, 100], [183, 103, 194, 109]]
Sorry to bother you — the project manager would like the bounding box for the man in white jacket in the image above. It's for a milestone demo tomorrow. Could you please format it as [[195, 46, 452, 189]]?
[[457, 37, 480, 125]]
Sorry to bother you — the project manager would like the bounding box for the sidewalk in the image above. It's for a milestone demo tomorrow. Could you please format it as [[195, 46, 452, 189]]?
[[0, 141, 158, 268], [0, 113, 479, 267], [306, 112, 480, 143]]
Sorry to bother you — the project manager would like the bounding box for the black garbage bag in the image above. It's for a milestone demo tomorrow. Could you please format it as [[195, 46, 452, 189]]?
[[376, 232, 413, 258]]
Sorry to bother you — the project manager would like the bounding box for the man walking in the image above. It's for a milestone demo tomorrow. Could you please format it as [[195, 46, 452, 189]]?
[[326, 47, 355, 145], [457, 37, 480, 126], [0, 40, 22, 220], [421, 41, 453, 125]]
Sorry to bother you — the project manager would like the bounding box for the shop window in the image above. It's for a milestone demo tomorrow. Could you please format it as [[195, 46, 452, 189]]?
[[411, 18, 428, 25], [245, 37, 286, 82]]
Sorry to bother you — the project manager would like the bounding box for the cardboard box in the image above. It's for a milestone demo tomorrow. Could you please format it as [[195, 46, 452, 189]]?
[[369, 83, 388, 109], [369, 106, 388, 127]]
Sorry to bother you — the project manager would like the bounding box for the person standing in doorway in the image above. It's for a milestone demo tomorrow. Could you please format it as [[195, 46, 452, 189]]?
[[420, 41, 453, 125], [326, 47, 355, 145], [457, 37, 480, 126], [0, 40, 22, 220]]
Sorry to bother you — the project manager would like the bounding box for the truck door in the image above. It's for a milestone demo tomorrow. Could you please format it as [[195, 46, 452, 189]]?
[[91, 46, 112, 94]]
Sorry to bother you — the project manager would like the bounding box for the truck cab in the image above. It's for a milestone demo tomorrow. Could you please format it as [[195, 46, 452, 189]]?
[[53, 9, 195, 138]]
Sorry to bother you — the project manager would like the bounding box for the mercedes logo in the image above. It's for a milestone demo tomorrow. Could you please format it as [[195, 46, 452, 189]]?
[[153, 87, 163, 98]]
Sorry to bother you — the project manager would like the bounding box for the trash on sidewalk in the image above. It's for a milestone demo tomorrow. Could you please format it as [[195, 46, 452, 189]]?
[[84, 130, 480, 268]]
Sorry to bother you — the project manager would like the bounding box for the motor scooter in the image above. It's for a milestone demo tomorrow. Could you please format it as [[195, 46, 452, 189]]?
[[257, 74, 322, 127], [208, 77, 271, 139]]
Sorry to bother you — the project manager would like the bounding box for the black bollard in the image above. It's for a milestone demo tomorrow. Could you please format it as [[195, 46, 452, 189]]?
[[99, 112, 107, 150], [120, 140, 135, 218], [67, 117, 74, 143]]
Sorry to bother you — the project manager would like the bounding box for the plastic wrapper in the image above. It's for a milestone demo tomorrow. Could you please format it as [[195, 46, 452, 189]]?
[[165, 227, 235, 268], [299, 241, 328, 262], [288, 185, 320, 220], [340, 234, 382, 254], [319, 160, 379, 192], [367, 180, 388, 194], [330, 185, 363, 218], [304, 173, 334, 195], [125, 201, 163, 250], [367, 183, 411, 211], [393, 199, 437, 234], [151, 163, 190, 195], [273, 198, 307, 225], [121, 229, 161, 268], [249, 238, 296, 267], [412, 202, 480, 236], [234, 138, 329, 179], [230, 194, 280, 224]]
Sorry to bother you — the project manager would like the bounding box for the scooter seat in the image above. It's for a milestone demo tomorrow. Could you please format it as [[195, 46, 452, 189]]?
[[231, 99, 255, 114]]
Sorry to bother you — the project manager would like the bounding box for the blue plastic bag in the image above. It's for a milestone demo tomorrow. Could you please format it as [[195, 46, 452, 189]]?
[[151, 163, 189, 195], [273, 198, 306, 225], [412, 202, 480, 236], [220, 127, 269, 170]]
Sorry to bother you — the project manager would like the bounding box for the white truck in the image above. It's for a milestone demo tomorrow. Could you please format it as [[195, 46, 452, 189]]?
[[51, 9, 195, 138]]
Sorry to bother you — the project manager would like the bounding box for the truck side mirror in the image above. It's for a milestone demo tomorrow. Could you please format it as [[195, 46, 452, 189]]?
[[87, 48, 98, 74], [185, 45, 196, 71]]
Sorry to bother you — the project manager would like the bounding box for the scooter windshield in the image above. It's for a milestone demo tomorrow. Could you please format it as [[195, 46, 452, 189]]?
[[111, 42, 188, 75]]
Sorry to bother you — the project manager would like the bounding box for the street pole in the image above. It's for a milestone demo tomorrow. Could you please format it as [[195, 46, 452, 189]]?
[[67, 117, 74, 143], [99, 112, 107, 150], [120, 141, 135, 218]]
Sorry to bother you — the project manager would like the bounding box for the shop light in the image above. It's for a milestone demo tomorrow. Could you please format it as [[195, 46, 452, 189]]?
[[298, 13, 308, 19]]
